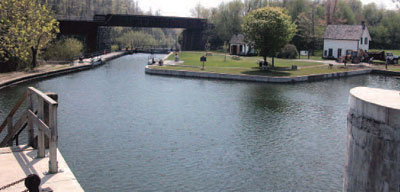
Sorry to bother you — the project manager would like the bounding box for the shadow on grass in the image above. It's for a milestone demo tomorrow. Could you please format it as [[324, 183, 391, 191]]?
[[241, 67, 292, 77]]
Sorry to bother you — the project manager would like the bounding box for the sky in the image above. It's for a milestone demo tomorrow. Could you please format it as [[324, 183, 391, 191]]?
[[137, 0, 397, 17]]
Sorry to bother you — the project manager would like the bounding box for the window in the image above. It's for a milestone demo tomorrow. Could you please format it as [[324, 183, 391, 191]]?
[[360, 38, 363, 44], [329, 49, 333, 57], [324, 50, 327, 56], [338, 49, 342, 57], [365, 37, 368, 45]]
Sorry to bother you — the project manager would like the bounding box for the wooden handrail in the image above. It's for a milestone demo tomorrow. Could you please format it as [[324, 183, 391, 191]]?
[[28, 87, 58, 105], [0, 111, 28, 147], [0, 87, 59, 173], [0, 91, 28, 134], [28, 110, 51, 137]]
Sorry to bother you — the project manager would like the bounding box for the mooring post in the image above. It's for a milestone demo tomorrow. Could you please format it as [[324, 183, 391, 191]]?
[[344, 87, 400, 191]]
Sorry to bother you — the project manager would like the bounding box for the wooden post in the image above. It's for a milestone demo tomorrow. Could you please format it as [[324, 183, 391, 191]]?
[[37, 98, 45, 158], [7, 116, 13, 146], [27, 92, 34, 147], [46, 93, 58, 173]]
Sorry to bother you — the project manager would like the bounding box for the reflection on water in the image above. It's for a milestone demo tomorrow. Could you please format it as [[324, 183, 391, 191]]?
[[0, 53, 399, 191]]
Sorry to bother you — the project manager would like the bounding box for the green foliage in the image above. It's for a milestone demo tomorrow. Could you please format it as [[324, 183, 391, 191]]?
[[43, 38, 83, 61], [209, 0, 245, 46], [111, 45, 120, 52], [278, 44, 299, 59], [242, 7, 297, 62], [115, 31, 156, 48], [0, 0, 59, 69], [336, 1, 356, 24]]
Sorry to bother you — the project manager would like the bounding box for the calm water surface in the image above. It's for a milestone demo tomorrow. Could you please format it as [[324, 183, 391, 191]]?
[[0, 54, 399, 191]]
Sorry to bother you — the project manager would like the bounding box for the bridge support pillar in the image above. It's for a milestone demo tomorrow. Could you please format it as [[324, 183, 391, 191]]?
[[87, 27, 98, 53], [182, 29, 205, 51], [97, 27, 111, 52]]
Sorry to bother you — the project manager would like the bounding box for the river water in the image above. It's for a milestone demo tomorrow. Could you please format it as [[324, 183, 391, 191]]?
[[0, 54, 399, 191]]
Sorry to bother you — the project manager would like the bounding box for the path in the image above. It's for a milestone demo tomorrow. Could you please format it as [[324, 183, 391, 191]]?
[[0, 51, 126, 89], [0, 145, 83, 191]]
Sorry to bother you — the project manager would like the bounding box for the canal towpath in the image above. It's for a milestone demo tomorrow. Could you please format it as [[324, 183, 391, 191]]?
[[0, 51, 127, 90]]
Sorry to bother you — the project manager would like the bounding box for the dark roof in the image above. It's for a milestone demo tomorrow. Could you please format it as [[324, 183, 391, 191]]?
[[230, 34, 245, 44], [323, 25, 367, 40]]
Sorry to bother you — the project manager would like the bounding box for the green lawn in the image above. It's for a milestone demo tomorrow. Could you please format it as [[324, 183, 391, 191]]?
[[167, 52, 320, 68], [153, 52, 361, 77]]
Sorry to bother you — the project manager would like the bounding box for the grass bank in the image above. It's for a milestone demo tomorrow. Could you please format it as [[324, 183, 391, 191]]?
[[150, 52, 362, 77]]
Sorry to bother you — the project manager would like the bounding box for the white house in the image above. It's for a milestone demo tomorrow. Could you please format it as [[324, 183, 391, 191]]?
[[229, 34, 255, 56], [322, 23, 371, 59]]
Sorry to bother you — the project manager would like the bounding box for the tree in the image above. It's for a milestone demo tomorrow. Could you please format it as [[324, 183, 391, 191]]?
[[242, 7, 296, 68], [190, 2, 211, 19], [223, 41, 228, 62], [210, 0, 245, 47], [0, 0, 59, 70]]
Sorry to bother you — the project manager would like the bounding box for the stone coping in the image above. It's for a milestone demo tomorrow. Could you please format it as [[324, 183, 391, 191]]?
[[145, 65, 374, 83], [0, 52, 127, 90], [350, 87, 400, 110]]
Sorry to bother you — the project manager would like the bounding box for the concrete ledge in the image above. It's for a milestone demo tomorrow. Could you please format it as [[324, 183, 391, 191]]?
[[372, 69, 400, 76], [345, 87, 400, 191], [145, 66, 372, 83], [0, 145, 84, 191], [0, 52, 127, 90]]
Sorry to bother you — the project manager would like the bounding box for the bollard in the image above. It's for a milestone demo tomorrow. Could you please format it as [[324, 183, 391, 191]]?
[[25, 174, 40, 192], [344, 87, 400, 191]]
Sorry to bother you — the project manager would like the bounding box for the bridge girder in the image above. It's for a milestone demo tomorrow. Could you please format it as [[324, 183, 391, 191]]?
[[58, 14, 208, 52]]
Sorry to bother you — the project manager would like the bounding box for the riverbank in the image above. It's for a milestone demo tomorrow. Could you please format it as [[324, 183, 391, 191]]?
[[146, 66, 376, 83], [146, 52, 400, 83], [0, 51, 127, 90]]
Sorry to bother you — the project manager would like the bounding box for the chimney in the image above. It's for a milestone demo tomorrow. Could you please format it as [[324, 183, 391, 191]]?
[[362, 21, 366, 30]]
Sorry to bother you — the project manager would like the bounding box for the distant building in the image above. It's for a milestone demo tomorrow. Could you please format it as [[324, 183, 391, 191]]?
[[322, 22, 371, 59], [229, 34, 255, 56]]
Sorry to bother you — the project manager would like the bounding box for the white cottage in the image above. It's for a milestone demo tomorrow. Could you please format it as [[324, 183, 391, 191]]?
[[322, 23, 371, 59], [229, 34, 255, 56]]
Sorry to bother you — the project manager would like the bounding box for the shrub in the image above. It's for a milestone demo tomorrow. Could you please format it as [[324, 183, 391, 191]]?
[[43, 38, 83, 61], [111, 45, 120, 52], [277, 44, 298, 59], [0, 57, 27, 73]]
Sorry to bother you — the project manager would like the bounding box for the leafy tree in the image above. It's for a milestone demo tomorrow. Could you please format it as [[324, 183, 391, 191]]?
[[223, 41, 228, 62], [191, 3, 211, 19], [242, 7, 296, 67], [335, 1, 356, 24], [210, 0, 245, 46], [0, 0, 59, 70]]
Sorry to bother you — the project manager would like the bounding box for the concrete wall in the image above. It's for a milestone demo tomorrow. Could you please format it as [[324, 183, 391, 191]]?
[[145, 66, 372, 83], [344, 87, 400, 191]]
